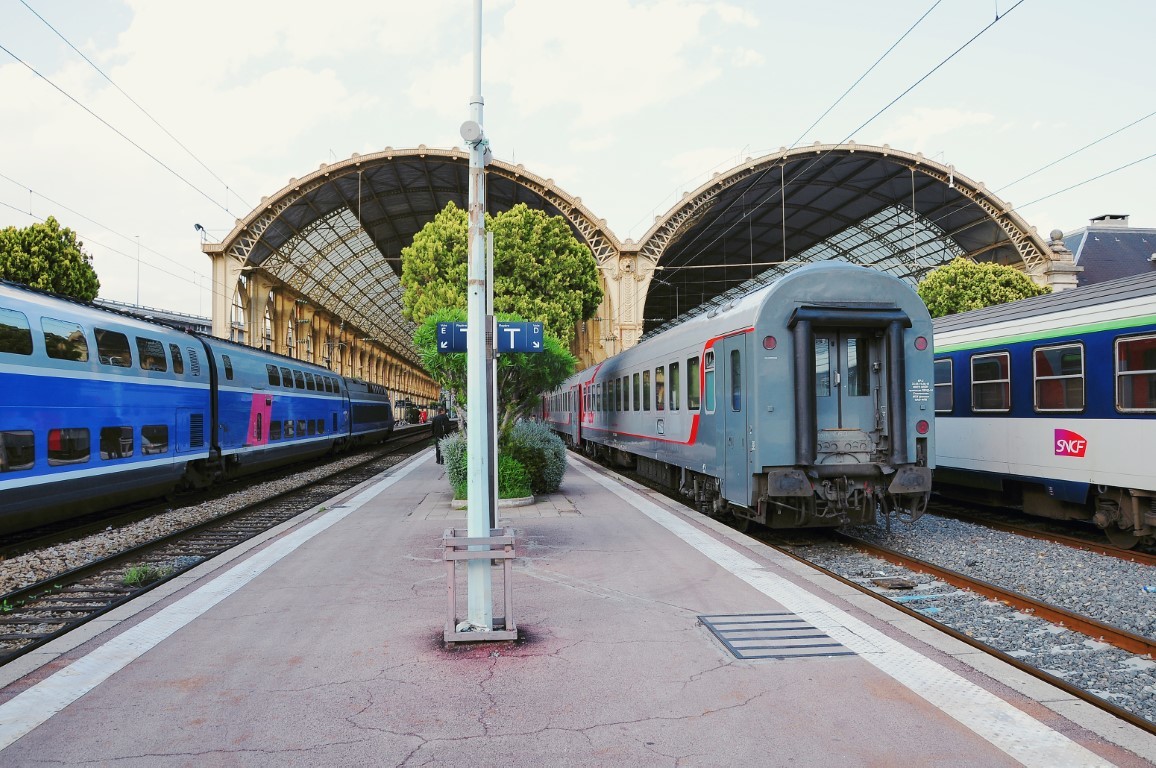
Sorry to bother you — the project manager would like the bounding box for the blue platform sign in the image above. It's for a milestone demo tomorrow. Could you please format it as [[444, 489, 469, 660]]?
[[436, 321, 545, 353], [436, 322, 468, 353], [496, 321, 544, 353]]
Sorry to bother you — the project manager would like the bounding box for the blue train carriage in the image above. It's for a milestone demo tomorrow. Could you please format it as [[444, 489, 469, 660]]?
[[0, 281, 212, 533], [346, 378, 395, 444], [932, 272, 1156, 546], [200, 337, 348, 476], [553, 262, 935, 530]]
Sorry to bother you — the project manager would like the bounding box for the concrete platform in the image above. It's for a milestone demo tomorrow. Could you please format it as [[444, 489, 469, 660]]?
[[0, 451, 1153, 766]]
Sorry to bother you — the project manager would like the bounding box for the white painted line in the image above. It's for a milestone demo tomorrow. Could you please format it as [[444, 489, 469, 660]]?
[[0, 452, 431, 751], [572, 460, 1112, 768]]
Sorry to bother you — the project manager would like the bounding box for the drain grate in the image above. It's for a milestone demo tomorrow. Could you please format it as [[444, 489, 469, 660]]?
[[698, 613, 855, 660]]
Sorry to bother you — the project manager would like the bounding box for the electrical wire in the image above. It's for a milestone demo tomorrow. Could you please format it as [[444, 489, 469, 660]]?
[[18, 0, 251, 211], [997, 108, 1156, 192], [669, 0, 1028, 269], [0, 42, 236, 216], [1017, 149, 1156, 210], [789, 0, 946, 151], [0, 198, 221, 308]]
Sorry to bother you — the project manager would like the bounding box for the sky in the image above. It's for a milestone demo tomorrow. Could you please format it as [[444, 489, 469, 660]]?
[[1, 0, 1153, 317]]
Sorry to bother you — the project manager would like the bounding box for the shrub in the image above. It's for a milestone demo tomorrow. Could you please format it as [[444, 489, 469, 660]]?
[[443, 432, 534, 499], [441, 432, 468, 498], [497, 454, 532, 499], [503, 419, 567, 494]]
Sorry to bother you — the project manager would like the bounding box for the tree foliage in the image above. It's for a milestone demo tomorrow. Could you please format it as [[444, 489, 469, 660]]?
[[917, 258, 1050, 318], [0, 217, 100, 301], [400, 201, 601, 345]]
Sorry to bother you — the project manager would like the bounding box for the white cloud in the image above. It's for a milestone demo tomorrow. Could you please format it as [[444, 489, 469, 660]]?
[[877, 107, 996, 153]]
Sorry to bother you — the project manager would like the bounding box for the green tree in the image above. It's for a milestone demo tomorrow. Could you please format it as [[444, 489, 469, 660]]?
[[400, 202, 601, 346], [413, 308, 577, 439], [917, 258, 1049, 318], [0, 217, 100, 301]]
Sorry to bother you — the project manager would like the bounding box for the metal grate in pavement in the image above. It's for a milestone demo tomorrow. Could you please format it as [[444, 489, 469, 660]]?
[[698, 612, 855, 660]]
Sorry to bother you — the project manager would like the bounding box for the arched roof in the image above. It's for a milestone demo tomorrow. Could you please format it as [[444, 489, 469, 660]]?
[[209, 147, 618, 366], [207, 142, 1054, 358], [634, 143, 1052, 334]]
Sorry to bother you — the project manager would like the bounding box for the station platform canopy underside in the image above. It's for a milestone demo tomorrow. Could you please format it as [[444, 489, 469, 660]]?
[[206, 143, 1057, 362]]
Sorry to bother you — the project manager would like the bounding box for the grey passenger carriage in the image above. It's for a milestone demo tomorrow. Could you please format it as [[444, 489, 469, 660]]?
[[542, 262, 936, 530]]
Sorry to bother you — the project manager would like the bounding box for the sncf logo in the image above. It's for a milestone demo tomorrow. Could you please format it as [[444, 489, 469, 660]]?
[[1055, 429, 1088, 458]]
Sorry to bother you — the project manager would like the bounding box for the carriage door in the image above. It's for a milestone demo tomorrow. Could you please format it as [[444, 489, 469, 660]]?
[[813, 332, 879, 434], [720, 336, 750, 504]]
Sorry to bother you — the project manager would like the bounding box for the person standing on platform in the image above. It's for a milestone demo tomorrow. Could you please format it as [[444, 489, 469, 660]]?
[[431, 406, 450, 464]]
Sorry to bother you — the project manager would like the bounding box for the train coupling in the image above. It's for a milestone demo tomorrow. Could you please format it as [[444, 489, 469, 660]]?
[[887, 466, 932, 494]]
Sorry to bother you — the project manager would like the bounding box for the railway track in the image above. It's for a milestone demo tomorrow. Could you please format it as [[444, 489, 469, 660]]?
[[773, 529, 1156, 734], [925, 499, 1156, 566], [0, 429, 434, 667]]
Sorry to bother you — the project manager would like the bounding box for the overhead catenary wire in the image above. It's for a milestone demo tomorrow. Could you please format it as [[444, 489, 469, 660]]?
[[18, 0, 251, 212], [996, 107, 1156, 192], [0, 42, 237, 217], [0, 198, 224, 307], [665, 1, 1028, 272]]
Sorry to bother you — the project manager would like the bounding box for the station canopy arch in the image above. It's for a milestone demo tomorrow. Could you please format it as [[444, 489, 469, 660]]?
[[207, 142, 1062, 362], [207, 147, 620, 366], [635, 142, 1056, 337]]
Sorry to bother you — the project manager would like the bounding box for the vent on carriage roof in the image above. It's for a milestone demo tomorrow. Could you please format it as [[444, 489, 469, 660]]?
[[698, 613, 854, 660]]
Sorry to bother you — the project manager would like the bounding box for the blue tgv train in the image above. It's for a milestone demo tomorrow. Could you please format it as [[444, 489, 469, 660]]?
[[0, 281, 395, 535], [542, 262, 936, 530], [932, 271, 1156, 547]]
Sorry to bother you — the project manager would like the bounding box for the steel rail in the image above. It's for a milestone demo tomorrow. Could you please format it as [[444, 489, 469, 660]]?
[[769, 535, 1156, 737]]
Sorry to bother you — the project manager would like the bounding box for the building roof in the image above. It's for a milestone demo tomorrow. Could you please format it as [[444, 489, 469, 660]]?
[[1063, 215, 1156, 286]]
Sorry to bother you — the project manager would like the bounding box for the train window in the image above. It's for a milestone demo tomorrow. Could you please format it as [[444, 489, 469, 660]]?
[[1115, 334, 1156, 412], [934, 359, 953, 413], [222, 355, 234, 381], [0, 308, 33, 355], [1034, 344, 1084, 412], [95, 328, 131, 367], [285, 420, 295, 438], [323, 377, 332, 393], [632, 373, 640, 411], [47, 427, 90, 465], [298, 419, 308, 435], [655, 367, 665, 411], [280, 367, 293, 387], [704, 351, 715, 413], [169, 344, 184, 375], [187, 348, 201, 376], [42, 317, 89, 362], [615, 378, 622, 412], [267, 365, 281, 386], [687, 357, 700, 410], [731, 350, 742, 411], [316, 419, 325, 435], [99, 426, 134, 460], [305, 373, 316, 391], [136, 337, 167, 372], [307, 420, 316, 436], [971, 352, 1010, 412], [269, 420, 282, 440], [293, 370, 305, 389], [815, 338, 831, 397], [141, 425, 169, 454], [669, 362, 680, 410], [643, 370, 651, 411], [0, 431, 35, 472], [846, 337, 871, 397]]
